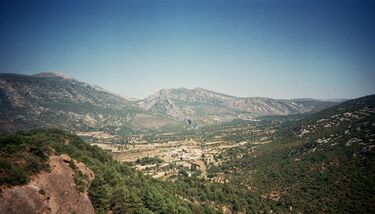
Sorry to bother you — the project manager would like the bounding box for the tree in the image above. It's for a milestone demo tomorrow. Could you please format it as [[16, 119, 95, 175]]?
[[89, 176, 111, 213], [124, 191, 143, 213]]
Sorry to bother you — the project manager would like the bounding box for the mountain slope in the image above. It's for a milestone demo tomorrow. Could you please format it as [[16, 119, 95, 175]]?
[[0, 73, 338, 134], [0, 95, 373, 213], [0, 129, 222, 213], [0, 73, 179, 134], [209, 94, 375, 213], [138, 87, 338, 125]]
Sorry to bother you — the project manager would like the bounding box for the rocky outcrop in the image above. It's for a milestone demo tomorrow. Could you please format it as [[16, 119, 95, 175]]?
[[0, 154, 95, 214]]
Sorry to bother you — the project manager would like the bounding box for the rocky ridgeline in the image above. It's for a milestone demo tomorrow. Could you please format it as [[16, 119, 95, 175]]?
[[0, 73, 338, 134], [137, 87, 337, 125], [0, 73, 177, 133]]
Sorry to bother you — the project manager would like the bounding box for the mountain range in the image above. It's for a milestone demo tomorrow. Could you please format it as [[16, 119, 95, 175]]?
[[0, 90, 374, 213], [138, 87, 337, 125], [0, 72, 338, 134]]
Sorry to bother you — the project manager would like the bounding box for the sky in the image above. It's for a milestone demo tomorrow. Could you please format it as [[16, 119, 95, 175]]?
[[0, 0, 374, 99]]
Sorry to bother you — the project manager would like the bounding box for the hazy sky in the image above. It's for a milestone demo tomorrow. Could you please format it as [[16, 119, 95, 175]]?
[[0, 0, 374, 99]]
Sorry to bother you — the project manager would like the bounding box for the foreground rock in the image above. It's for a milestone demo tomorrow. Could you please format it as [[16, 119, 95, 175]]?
[[0, 154, 95, 214]]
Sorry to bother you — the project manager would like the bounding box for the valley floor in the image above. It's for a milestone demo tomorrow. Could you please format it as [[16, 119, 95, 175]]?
[[93, 139, 269, 180]]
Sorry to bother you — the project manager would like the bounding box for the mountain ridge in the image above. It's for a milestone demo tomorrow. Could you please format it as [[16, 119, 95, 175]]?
[[1, 72, 340, 133], [137, 87, 338, 124]]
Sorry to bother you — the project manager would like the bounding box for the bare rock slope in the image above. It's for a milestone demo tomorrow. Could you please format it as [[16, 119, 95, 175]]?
[[0, 154, 95, 214]]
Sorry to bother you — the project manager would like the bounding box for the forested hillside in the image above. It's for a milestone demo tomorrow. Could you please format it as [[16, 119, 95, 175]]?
[[0, 129, 272, 213], [0, 94, 374, 214], [208, 95, 375, 213]]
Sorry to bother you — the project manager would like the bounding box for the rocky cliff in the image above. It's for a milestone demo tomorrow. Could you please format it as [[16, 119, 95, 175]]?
[[0, 154, 95, 214]]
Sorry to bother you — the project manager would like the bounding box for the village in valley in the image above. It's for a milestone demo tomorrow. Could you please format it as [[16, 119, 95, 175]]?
[[78, 122, 274, 181]]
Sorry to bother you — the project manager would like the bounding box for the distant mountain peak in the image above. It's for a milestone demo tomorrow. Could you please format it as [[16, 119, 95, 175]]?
[[33, 72, 72, 80], [193, 87, 207, 91]]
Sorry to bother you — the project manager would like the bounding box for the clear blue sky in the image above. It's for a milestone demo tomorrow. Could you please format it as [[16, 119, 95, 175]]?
[[0, 0, 374, 99]]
